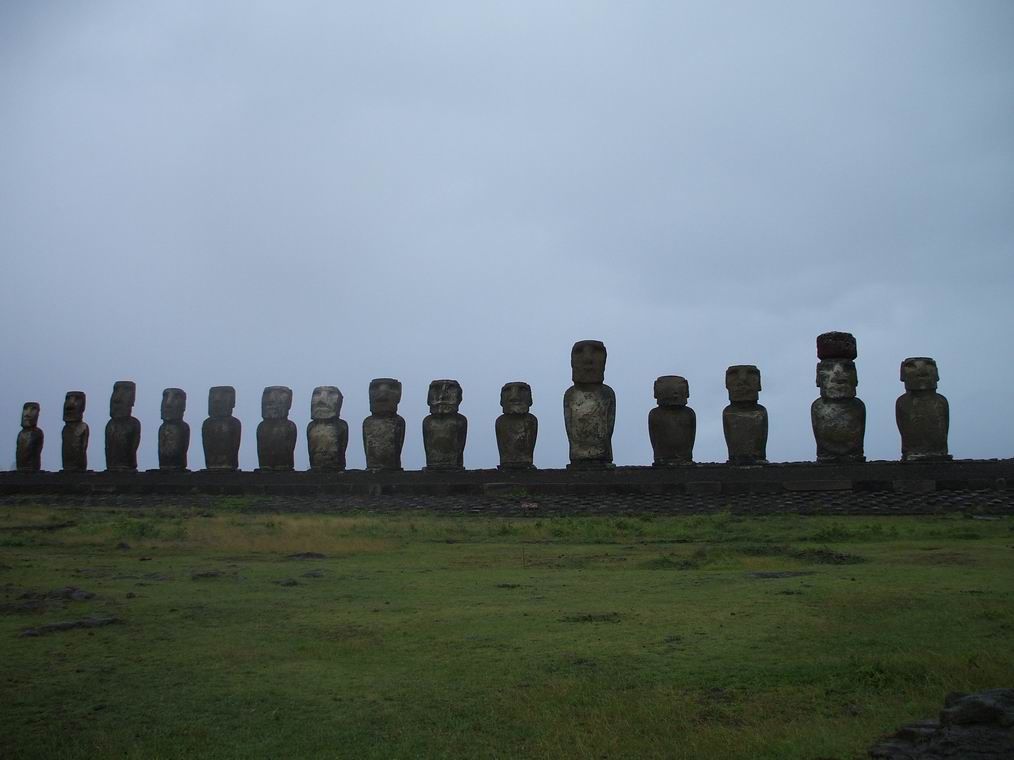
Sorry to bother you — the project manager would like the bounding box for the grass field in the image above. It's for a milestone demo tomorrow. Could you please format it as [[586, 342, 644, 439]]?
[[1, 502, 1012, 759]]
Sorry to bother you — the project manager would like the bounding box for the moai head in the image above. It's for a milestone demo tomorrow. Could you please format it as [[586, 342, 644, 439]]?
[[726, 365, 761, 403], [21, 402, 40, 429], [368, 378, 402, 415], [500, 382, 532, 414], [63, 391, 86, 423], [208, 386, 236, 418], [428, 379, 462, 415], [816, 332, 858, 361], [109, 381, 136, 418], [654, 375, 690, 407], [161, 388, 186, 422], [310, 386, 343, 420], [261, 386, 293, 420], [901, 357, 939, 392], [816, 360, 858, 400], [571, 340, 607, 384]]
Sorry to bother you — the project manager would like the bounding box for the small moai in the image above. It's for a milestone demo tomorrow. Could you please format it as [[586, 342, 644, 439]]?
[[723, 365, 768, 465], [15, 402, 44, 472], [307, 385, 348, 471], [648, 375, 695, 466], [496, 382, 538, 470], [202, 386, 241, 471], [896, 357, 951, 462], [158, 388, 189, 471], [105, 380, 141, 472], [564, 340, 615, 469], [811, 331, 866, 463], [61, 391, 89, 472], [423, 379, 467, 471], [362, 378, 405, 471], [257, 386, 297, 471]]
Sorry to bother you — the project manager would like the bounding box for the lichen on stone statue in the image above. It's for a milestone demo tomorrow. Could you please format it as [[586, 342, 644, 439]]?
[[307, 385, 348, 471], [423, 379, 467, 471], [648, 375, 695, 466], [896, 357, 950, 462], [723, 365, 768, 465], [61, 391, 89, 472], [158, 388, 189, 471], [15, 402, 44, 473], [496, 382, 537, 470], [363, 378, 405, 471], [202, 386, 241, 471], [257, 386, 297, 471], [811, 331, 865, 463], [564, 340, 615, 469]]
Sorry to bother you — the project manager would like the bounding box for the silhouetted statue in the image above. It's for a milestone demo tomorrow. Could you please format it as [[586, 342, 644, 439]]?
[[105, 380, 140, 472], [158, 388, 189, 471], [363, 378, 405, 471], [649, 375, 695, 465], [897, 357, 951, 462], [811, 332, 865, 463], [723, 365, 768, 465], [564, 340, 615, 468], [496, 382, 537, 470], [423, 379, 466, 471], [61, 391, 89, 472], [307, 385, 348, 471], [202, 386, 241, 471], [15, 402, 43, 472], [257, 386, 297, 471]]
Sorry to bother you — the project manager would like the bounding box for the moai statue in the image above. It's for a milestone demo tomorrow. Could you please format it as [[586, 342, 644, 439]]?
[[896, 357, 951, 462], [257, 386, 297, 471], [105, 380, 140, 472], [811, 331, 865, 463], [362, 378, 405, 471], [61, 391, 89, 472], [202, 386, 241, 471], [158, 388, 189, 471], [723, 365, 768, 465], [496, 382, 538, 470], [564, 340, 615, 469], [423, 379, 467, 471], [15, 402, 44, 472], [307, 385, 348, 471], [648, 375, 695, 466]]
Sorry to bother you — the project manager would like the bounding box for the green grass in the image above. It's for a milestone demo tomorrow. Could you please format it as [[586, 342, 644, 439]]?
[[1, 506, 1012, 759]]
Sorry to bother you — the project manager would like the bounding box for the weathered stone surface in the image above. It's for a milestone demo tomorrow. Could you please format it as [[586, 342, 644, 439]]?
[[564, 340, 615, 469], [816, 331, 857, 360], [61, 391, 89, 472], [363, 378, 405, 472], [202, 386, 241, 471], [812, 332, 865, 463], [869, 689, 1014, 759], [158, 388, 189, 471], [423, 379, 467, 471], [105, 381, 140, 472], [649, 375, 695, 466], [496, 382, 537, 470], [723, 365, 768, 465], [15, 402, 43, 472], [307, 385, 348, 472], [897, 357, 951, 462], [257, 386, 297, 471]]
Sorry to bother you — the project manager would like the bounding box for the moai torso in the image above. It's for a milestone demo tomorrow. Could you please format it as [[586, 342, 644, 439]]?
[[257, 386, 297, 471], [307, 385, 348, 471], [363, 378, 405, 471], [423, 380, 467, 471], [496, 382, 538, 470], [15, 403, 44, 472], [649, 375, 695, 466], [202, 386, 241, 471], [61, 391, 89, 472], [811, 332, 865, 463], [564, 340, 615, 468], [158, 388, 190, 470], [896, 357, 950, 462], [723, 365, 768, 465], [105, 380, 141, 472]]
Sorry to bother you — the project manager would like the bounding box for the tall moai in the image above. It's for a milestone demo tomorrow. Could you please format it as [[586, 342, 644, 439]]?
[[423, 379, 467, 471], [564, 340, 615, 469], [496, 381, 537, 470], [15, 402, 44, 472], [723, 365, 768, 465], [257, 386, 297, 471], [363, 378, 405, 471], [648, 375, 695, 466], [61, 391, 89, 472], [307, 385, 348, 471], [811, 331, 865, 463], [202, 386, 241, 471], [158, 388, 189, 471], [105, 380, 141, 472], [896, 357, 951, 462]]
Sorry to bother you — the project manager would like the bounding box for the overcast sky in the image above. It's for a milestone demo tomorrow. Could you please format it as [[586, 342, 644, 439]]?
[[1, 1, 1012, 472]]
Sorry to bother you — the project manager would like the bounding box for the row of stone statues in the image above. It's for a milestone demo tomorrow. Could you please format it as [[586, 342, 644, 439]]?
[[12, 333, 950, 473]]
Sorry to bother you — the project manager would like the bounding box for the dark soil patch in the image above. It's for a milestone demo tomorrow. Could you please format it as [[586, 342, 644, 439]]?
[[749, 571, 815, 579], [560, 612, 622, 624], [287, 552, 326, 560], [19, 616, 121, 637]]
